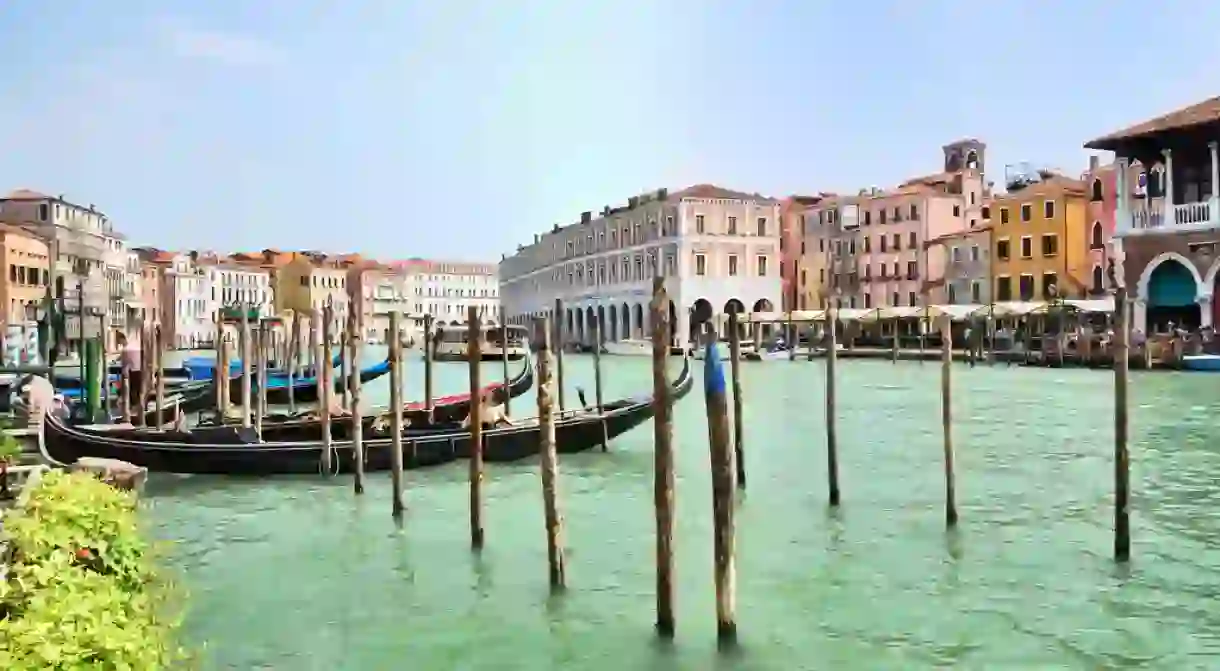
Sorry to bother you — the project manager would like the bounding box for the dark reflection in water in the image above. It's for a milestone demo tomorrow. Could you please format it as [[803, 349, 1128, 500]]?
[[146, 356, 1220, 669]]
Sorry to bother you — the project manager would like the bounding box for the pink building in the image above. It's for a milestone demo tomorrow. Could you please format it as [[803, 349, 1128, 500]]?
[[1081, 156, 1144, 294], [804, 140, 989, 309]]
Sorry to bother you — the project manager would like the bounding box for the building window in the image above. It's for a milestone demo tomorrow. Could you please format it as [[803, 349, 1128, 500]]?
[[1020, 204, 1032, 222], [907, 291, 916, 307], [970, 280, 981, 303], [1041, 234, 1059, 257], [952, 204, 961, 217], [951, 246, 961, 262], [880, 236, 888, 252], [892, 234, 901, 251], [970, 245, 980, 261], [1020, 236, 1032, 259], [727, 216, 738, 235], [696, 215, 705, 234], [728, 255, 739, 276], [864, 236, 871, 253], [947, 284, 958, 303], [1090, 222, 1104, 249], [996, 275, 1012, 301], [1000, 207, 1009, 224], [756, 255, 768, 276], [1019, 274, 1035, 300], [891, 292, 899, 306], [982, 206, 991, 219], [906, 261, 917, 279], [1091, 179, 1103, 202], [864, 293, 872, 308], [38, 204, 48, 221], [695, 254, 706, 276], [908, 231, 917, 248], [1042, 272, 1059, 298], [909, 204, 919, 220], [1044, 200, 1056, 219], [756, 217, 767, 236], [996, 238, 1011, 261]]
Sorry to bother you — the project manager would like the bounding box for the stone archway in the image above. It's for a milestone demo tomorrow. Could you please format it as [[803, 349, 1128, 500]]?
[[621, 302, 631, 341], [723, 298, 746, 340], [608, 304, 619, 340], [596, 305, 607, 343], [633, 303, 645, 338], [752, 298, 775, 338], [1141, 253, 1204, 330]]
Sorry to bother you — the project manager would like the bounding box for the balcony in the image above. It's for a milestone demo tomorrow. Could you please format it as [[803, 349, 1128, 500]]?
[[1125, 199, 1217, 235]]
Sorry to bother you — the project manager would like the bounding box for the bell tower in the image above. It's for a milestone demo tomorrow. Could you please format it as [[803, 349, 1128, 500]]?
[[943, 139, 986, 174]]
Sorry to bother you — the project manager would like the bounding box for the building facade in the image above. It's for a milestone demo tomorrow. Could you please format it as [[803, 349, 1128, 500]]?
[[0, 190, 109, 310], [159, 253, 212, 348], [397, 259, 499, 328], [1082, 156, 1145, 296], [205, 262, 274, 319], [0, 224, 50, 325], [1084, 96, 1220, 331], [802, 141, 988, 309], [779, 196, 823, 311], [275, 255, 349, 340], [989, 177, 1090, 303], [499, 184, 782, 345]]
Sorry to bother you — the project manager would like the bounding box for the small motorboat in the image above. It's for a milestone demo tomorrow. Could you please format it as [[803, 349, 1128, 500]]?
[[1182, 354, 1220, 371], [603, 339, 654, 357]]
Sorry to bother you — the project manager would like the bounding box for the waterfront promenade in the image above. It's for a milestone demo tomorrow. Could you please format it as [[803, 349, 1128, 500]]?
[[144, 351, 1220, 669]]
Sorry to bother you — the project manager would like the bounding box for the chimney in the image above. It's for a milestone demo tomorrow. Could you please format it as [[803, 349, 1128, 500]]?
[[602, 205, 611, 216], [1089, 155, 1099, 172], [580, 211, 591, 224]]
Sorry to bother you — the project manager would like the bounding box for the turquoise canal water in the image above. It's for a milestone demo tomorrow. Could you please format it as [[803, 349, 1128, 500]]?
[[143, 349, 1220, 669]]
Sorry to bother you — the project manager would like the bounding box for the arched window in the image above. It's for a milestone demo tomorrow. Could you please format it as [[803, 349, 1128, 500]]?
[[1092, 265, 1105, 293], [1090, 221, 1104, 249], [1090, 179, 1103, 202]]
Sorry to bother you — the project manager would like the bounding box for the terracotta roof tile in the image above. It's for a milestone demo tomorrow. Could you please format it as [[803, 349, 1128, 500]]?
[[1084, 96, 1220, 150], [1, 188, 51, 201], [669, 184, 777, 204]]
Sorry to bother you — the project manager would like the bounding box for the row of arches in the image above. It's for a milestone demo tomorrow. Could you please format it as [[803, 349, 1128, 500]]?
[[509, 298, 777, 345]]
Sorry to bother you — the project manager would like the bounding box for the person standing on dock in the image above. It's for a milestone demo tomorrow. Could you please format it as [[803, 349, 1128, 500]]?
[[118, 332, 142, 409]]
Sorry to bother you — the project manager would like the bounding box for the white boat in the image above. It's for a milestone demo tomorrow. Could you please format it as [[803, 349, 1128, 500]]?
[[603, 339, 653, 357], [431, 323, 529, 361], [1182, 354, 1220, 372]]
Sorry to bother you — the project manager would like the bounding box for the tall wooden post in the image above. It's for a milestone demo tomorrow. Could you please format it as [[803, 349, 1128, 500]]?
[[254, 323, 266, 440], [728, 310, 746, 488], [940, 315, 957, 527], [592, 314, 606, 450], [467, 306, 485, 549], [153, 323, 165, 430], [214, 308, 226, 415], [702, 336, 737, 645], [239, 306, 252, 428], [825, 309, 840, 506], [287, 313, 298, 414], [119, 332, 131, 425], [1114, 287, 1130, 561], [649, 276, 675, 638], [500, 322, 511, 415], [321, 304, 335, 476], [389, 311, 405, 520], [423, 313, 434, 422], [535, 315, 565, 588], [350, 310, 365, 495], [339, 320, 350, 411], [554, 298, 566, 411]]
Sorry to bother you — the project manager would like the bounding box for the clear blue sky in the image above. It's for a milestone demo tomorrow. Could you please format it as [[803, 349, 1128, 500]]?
[[0, 1, 1216, 261]]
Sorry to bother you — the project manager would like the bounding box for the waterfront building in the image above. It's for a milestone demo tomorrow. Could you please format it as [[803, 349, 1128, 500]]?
[[348, 262, 411, 342], [924, 226, 992, 304], [155, 252, 213, 349], [101, 229, 128, 348], [0, 190, 110, 311], [396, 259, 500, 328], [203, 260, 274, 319], [988, 175, 1091, 302], [1084, 96, 1220, 331], [138, 256, 162, 327], [803, 140, 989, 309], [1081, 155, 1142, 296], [498, 184, 782, 345], [274, 254, 349, 340], [779, 196, 824, 311], [0, 224, 50, 325]]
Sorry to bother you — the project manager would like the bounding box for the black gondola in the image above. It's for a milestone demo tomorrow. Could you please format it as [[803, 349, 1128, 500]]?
[[231, 359, 391, 405], [80, 355, 536, 444], [38, 356, 693, 475]]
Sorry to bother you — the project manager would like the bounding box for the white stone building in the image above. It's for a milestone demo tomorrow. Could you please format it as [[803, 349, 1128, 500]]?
[[395, 259, 500, 328], [499, 184, 783, 345], [159, 253, 213, 349], [204, 262, 274, 319]]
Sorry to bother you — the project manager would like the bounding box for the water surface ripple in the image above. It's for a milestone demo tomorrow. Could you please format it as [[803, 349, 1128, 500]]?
[[144, 353, 1220, 669]]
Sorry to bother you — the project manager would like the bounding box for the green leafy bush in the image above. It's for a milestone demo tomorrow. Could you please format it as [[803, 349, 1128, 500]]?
[[0, 470, 185, 669]]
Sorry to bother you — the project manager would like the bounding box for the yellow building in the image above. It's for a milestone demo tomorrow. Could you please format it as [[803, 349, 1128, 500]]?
[[274, 255, 350, 340], [990, 177, 1090, 302]]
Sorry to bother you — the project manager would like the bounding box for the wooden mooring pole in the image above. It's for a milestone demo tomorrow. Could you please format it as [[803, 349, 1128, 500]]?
[[649, 277, 675, 638], [940, 315, 958, 527], [467, 306, 485, 549], [592, 313, 606, 451], [825, 309, 840, 506], [554, 298, 566, 411], [535, 315, 566, 588], [500, 322, 512, 415], [350, 309, 365, 495], [319, 306, 334, 476], [287, 313, 298, 414], [119, 338, 131, 425], [239, 306, 252, 428], [728, 310, 746, 489], [423, 313, 434, 423], [389, 311, 405, 521], [339, 319, 350, 411], [1113, 286, 1130, 561], [255, 322, 266, 441], [154, 323, 165, 430], [702, 333, 738, 645]]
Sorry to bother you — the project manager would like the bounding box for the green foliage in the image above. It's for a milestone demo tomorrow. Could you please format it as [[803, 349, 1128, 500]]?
[[0, 420, 21, 465], [0, 470, 186, 670]]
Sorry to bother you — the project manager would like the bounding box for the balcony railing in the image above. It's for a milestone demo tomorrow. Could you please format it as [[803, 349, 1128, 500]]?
[[1126, 198, 1217, 235]]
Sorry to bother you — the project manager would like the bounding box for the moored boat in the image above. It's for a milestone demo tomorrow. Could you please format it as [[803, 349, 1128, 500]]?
[[1182, 354, 1220, 371], [429, 323, 530, 361], [603, 339, 653, 357], [38, 356, 693, 475]]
